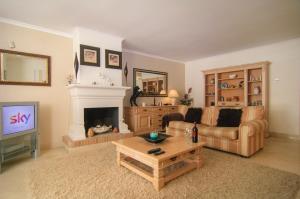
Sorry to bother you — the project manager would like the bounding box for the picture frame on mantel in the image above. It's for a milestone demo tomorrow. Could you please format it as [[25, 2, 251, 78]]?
[[105, 49, 122, 70], [80, 44, 100, 67]]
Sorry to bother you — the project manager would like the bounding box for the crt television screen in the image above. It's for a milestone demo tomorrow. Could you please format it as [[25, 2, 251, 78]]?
[[2, 105, 35, 136]]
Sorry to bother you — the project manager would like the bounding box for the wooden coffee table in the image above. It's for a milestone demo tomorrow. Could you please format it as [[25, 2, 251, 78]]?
[[112, 136, 205, 191]]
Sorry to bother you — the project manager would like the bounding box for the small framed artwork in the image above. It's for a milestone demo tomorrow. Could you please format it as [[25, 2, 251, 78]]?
[[105, 49, 122, 70], [80, 44, 100, 67]]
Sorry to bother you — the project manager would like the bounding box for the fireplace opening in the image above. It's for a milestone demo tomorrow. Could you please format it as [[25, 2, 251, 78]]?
[[84, 107, 119, 137]]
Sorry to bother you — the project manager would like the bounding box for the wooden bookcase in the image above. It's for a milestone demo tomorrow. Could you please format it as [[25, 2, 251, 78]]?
[[203, 61, 269, 114]]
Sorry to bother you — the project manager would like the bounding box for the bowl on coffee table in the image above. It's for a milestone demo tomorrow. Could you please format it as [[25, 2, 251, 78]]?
[[140, 132, 172, 144]]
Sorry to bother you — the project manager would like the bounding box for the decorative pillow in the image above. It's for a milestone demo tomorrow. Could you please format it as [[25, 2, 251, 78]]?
[[184, 108, 202, 124], [162, 113, 184, 129], [201, 107, 220, 126], [241, 106, 265, 122], [217, 108, 243, 127]]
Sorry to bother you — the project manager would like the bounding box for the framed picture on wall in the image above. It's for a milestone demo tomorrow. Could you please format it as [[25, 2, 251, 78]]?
[[105, 49, 122, 70], [80, 44, 100, 67]]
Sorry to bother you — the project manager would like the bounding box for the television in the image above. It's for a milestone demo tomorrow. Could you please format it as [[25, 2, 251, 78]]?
[[0, 102, 38, 140]]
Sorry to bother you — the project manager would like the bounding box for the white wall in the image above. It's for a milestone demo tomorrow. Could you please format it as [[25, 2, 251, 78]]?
[[186, 38, 300, 136], [73, 27, 124, 86]]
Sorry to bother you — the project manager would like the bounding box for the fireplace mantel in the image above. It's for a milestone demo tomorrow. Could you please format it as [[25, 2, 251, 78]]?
[[67, 84, 131, 141]]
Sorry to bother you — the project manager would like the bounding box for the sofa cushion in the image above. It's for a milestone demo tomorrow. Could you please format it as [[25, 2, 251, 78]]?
[[198, 124, 239, 140], [217, 108, 242, 127], [184, 108, 202, 124], [201, 107, 219, 126], [241, 106, 265, 122]]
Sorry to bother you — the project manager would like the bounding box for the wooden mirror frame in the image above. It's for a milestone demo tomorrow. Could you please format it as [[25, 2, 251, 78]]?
[[133, 68, 168, 97], [0, 49, 51, 86]]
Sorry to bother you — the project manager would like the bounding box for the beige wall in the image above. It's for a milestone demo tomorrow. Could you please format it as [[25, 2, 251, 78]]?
[[122, 52, 185, 106], [186, 38, 300, 136], [0, 22, 73, 149]]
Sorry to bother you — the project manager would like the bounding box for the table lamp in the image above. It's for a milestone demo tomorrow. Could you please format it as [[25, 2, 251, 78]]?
[[168, 89, 179, 105]]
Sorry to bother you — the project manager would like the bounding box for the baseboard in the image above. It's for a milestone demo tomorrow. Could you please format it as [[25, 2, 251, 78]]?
[[269, 132, 300, 141]]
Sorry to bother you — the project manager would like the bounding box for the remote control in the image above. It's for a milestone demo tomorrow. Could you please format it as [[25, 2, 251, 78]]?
[[154, 150, 165, 156], [147, 148, 161, 154]]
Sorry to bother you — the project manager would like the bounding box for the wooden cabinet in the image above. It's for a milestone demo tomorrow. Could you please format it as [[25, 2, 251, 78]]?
[[124, 106, 179, 135], [203, 61, 269, 117]]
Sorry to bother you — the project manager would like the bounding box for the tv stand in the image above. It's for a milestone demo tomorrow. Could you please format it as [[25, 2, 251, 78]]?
[[0, 132, 38, 173]]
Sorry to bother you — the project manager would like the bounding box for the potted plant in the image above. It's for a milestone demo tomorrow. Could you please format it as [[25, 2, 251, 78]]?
[[180, 88, 193, 106]]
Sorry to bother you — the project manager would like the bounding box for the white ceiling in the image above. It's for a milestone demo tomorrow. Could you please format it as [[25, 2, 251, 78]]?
[[0, 0, 299, 62]]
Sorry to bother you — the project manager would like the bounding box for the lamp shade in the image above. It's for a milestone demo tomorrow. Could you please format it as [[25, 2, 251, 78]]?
[[168, 89, 179, 98]]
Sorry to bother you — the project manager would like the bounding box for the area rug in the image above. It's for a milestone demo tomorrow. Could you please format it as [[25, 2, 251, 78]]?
[[29, 143, 300, 199]]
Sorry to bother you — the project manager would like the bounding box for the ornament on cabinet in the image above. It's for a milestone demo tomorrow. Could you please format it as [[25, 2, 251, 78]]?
[[253, 86, 261, 95]]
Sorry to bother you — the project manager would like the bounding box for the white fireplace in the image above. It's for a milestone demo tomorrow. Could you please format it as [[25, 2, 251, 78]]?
[[68, 84, 130, 141]]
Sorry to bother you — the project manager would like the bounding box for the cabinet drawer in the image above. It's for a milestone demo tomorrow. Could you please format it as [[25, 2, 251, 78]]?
[[168, 107, 178, 113], [137, 108, 151, 113], [152, 107, 166, 114]]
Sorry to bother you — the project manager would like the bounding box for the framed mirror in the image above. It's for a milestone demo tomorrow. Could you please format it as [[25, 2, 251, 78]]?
[[133, 68, 168, 97], [0, 49, 51, 86]]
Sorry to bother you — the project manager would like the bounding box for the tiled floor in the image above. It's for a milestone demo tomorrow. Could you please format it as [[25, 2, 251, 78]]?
[[0, 137, 299, 199]]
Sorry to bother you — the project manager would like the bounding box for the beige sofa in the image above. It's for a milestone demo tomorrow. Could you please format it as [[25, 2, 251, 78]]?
[[167, 106, 268, 157]]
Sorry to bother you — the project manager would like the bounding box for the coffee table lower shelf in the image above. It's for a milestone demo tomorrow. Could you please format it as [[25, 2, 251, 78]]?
[[117, 153, 202, 191]]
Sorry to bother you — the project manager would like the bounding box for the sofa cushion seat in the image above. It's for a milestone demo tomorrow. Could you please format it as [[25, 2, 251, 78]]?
[[198, 124, 239, 140], [168, 121, 239, 140]]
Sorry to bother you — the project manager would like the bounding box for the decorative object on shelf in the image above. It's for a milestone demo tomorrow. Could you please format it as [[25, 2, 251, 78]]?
[[66, 74, 73, 85], [232, 96, 239, 102], [142, 102, 146, 107], [99, 72, 114, 86], [105, 49, 122, 69], [92, 81, 97, 85], [220, 82, 229, 89], [130, 86, 143, 106], [220, 96, 225, 101], [87, 128, 95, 137], [229, 74, 237, 79], [210, 78, 215, 84], [74, 52, 79, 79], [169, 89, 179, 106], [253, 86, 261, 95], [80, 44, 100, 67], [124, 62, 128, 85], [258, 75, 262, 81], [210, 101, 215, 106], [239, 81, 244, 88], [226, 97, 232, 102], [180, 87, 193, 106]]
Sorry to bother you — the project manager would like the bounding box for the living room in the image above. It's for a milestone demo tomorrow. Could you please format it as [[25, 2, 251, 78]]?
[[0, 0, 299, 198]]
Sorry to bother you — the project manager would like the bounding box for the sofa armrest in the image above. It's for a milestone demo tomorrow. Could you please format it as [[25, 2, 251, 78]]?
[[238, 119, 268, 157], [162, 113, 184, 129], [239, 119, 268, 137]]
